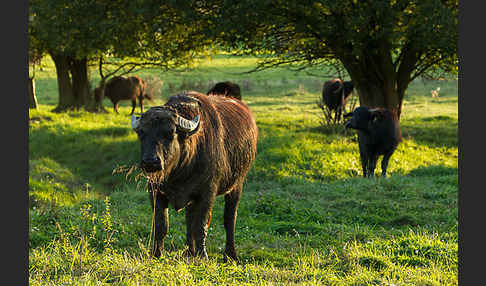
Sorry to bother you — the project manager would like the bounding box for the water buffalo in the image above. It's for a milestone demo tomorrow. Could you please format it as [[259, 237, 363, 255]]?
[[130, 91, 258, 261], [344, 107, 402, 177], [322, 79, 354, 123], [207, 81, 242, 100], [104, 75, 152, 115]]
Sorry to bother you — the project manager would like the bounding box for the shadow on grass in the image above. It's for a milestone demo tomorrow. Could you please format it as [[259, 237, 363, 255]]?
[[407, 165, 457, 177], [29, 125, 140, 192], [243, 170, 457, 237], [400, 115, 457, 148]]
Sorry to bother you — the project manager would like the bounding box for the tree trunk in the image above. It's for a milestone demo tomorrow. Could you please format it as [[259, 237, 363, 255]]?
[[70, 58, 90, 108], [28, 77, 38, 109], [338, 39, 412, 120], [355, 80, 402, 118], [50, 53, 107, 113], [342, 57, 404, 120], [50, 52, 76, 112]]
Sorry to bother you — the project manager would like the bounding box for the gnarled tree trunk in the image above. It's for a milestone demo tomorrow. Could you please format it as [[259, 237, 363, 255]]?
[[70, 57, 90, 108], [50, 52, 76, 112], [50, 52, 106, 113], [354, 79, 402, 118], [340, 42, 411, 120]]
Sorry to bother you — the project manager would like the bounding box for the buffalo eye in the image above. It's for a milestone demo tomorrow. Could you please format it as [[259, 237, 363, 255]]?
[[155, 128, 175, 142]]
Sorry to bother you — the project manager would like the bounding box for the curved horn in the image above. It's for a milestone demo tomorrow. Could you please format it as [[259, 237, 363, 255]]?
[[177, 114, 200, 133], [131, 114, 141, 130]]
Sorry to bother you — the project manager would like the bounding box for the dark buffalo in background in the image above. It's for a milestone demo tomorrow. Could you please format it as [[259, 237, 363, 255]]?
[[344, 106, 401, 177], [103, 75, 152, 115], [131, 91, 258, 261], [207, 81, 242, 100], [322, 78, 354, 123]]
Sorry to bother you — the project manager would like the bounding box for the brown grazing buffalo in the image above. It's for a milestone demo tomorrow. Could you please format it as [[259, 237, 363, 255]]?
[[104, 76, 151, 115], [344, 107, 402, 177], [322, 79, 354, 123], [131, 91, 258, 261], [207, 81, 242, 100]]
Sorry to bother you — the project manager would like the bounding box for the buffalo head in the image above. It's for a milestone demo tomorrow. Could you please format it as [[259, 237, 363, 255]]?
[[131, 101, 201, 174], [344, 107, 378, 130]]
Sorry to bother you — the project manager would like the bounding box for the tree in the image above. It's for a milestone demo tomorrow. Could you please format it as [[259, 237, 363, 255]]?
[[28, 13, 45, 110], [29, 0, 213, 112], [30, 0, 107, 111], [212, 0, 458, 119]]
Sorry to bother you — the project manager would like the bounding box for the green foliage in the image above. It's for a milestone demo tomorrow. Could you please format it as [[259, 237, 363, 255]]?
[[214, 0, 457, 78], [29, 0, 215, 112], [29, 0, 213, 67], [210, 0, 457, 114], [29, 56, 457, 285]]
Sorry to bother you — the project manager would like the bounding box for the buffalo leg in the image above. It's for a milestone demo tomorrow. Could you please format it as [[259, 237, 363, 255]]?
[[139, 95, 144, 114], [359, 150, 368, 178], [184, 204, 195, 256], [368, 154, 379, 178], [190, 192, 216, 259], [149, 190, 169, 258], [336, 106, 343, 123], [223, 184, 243, 262], [114, 102, 119, 113], [130, 99, 136, 115], [381, 152, 394, 177]]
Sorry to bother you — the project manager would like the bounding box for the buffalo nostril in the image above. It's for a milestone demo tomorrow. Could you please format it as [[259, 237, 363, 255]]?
[[141, 157, 162, 172], [142, 156, 160, 164]]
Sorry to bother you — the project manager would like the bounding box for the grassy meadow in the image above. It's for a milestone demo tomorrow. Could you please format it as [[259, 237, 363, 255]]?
[[29, 55, 458, 285]]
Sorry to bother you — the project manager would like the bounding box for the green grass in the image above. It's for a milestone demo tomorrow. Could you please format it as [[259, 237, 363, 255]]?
[[29, 55, 458, 285]]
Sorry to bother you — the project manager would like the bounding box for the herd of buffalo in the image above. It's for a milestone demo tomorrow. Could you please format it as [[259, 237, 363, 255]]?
[[104, 75, 401, 261]]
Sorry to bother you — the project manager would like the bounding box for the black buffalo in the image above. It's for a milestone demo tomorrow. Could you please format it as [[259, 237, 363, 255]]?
[[207, 81, 242, 100], [344, 106, 401, 177], [131, 91, 258, 261], [322, 79, 354, 123], [104, 75, 151, 115]]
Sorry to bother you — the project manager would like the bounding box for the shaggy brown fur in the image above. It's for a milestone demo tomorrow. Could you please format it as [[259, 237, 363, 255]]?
[[133, 91, 258, 261], [104, 75, 151, 115], [207, 81, 242, 100]]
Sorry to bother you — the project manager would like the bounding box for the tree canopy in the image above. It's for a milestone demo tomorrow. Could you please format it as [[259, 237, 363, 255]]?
[[29, 0, 214, 111], [29, 0, 458, 118], [211, 0, 458, 118]]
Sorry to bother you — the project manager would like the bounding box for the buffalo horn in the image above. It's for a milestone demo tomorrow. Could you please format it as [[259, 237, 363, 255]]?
[[177, 114, 200, 132]]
